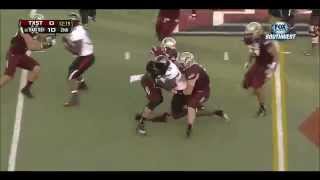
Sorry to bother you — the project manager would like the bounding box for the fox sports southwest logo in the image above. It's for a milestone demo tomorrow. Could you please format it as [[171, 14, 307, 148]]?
[[265, 22, 296, 40]]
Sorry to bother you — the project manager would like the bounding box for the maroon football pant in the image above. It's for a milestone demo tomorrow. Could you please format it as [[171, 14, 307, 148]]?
[[243, 63, 268, 90], [5, 53, 39, 77], [141, 75, 163, 110], [155, 19, 178, 41], [68, 54, 95, 80]]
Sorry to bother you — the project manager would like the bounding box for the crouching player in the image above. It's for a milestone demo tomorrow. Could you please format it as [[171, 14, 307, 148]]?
[[242, 22, 279, 117], [0, 15, 56, 98], [62, 13, 95, 107], [176, 52, 229, 138], [135, 60, 171, 135]]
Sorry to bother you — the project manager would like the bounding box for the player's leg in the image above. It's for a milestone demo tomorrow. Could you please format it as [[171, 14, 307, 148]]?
[[79, 9, 89, 28], [64, 55, 94, 107], [16, 55, 40, 98], [171, 93, 187, 119], [155, 19, 164, 41], [0, 75, 13, 88], [243, 64, 267, 116], [253, 86, 267, 117], [305, 25, 319, 56], [136, 79, 164, 135], [0, 56, 17, 88], [88, 9, 96, 21], [77, 76, 88, 90]]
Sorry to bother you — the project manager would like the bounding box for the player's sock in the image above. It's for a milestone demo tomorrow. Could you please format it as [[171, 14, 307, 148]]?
[[24, 80, 33, 90], [186, 124, 193, 138], [260, 103, 266, 111], [137, 117, 147, 135]]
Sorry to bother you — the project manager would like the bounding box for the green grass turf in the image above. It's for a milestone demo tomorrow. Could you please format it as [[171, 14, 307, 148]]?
[[0, 10, 319, 170]]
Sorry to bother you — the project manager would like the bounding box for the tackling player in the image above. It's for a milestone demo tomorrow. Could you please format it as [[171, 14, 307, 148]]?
[[176, 52, 229, 138], [62, 13, 95, 107], [150, 37, 178, 62], [242, 22, 279, 117], [0, 14, 56, 98], [136, 55, 185, 135]]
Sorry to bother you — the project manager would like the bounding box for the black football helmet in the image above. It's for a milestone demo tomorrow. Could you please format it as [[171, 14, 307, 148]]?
[[146, 55, 170, 79]]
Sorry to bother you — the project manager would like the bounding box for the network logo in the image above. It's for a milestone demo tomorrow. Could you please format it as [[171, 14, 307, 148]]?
[[265, 22, 296, 40]]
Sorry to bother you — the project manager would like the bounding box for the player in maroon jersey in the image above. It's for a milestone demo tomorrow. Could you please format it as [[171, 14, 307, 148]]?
[[150, 37, 178, 62], [155, 10, 180, 41], [135, 60, 171, 135], [176, 52, 230, 138], [304, 9, 320, 56], [242, 22, 279, 117], [0, 17, 55, 98]]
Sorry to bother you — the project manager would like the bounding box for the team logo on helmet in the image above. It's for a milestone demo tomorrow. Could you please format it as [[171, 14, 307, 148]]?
[[177, 52, 195, 69], [243, 22, 264, 45], [161, 37, 176, 49]]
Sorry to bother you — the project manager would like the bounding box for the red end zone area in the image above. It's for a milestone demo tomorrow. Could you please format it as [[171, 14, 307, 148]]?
[[174, 9, 312, 35], [299, 108, 320, 148]]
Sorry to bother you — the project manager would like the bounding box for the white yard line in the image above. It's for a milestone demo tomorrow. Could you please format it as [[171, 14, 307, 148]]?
[[7, 70, 27, 171], [274, 64, 286, 171]]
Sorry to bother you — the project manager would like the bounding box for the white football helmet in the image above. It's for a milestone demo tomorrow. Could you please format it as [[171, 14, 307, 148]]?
[[177, 52, 195, 69], [29, 10, 44, 20], [161, 37, 176, 49], [244, 22, 264, 45]]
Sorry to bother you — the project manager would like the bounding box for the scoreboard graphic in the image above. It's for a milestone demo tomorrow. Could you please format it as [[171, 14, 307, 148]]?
[[19, 19, 76, 33]]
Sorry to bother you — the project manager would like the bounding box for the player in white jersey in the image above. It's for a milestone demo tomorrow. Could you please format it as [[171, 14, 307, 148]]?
[[62, 12, 95, 107]]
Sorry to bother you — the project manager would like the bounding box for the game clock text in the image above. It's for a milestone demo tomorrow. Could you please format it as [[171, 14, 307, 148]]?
[[19, 19, 76, 34]]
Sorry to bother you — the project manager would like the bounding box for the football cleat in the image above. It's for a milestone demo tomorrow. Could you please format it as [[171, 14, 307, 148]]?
[[21, 87, 34, 98], [64, 94, 79, 107], [256, 107, 267, 117], [213, 110, 231, 122], [78, 82, 89, 91], [136, 122, 147, 135]]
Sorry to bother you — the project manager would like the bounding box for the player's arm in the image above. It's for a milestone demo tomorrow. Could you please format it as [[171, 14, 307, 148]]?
[[62, 36, 82, 55], [244, 51, 256, 69], [183, 73, 199, 95], [265, 42, 279, 78], [21, 33, 43, 51], [267, 42, 279, 70]]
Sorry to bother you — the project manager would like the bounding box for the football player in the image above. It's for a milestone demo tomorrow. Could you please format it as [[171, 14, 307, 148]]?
[[62, 13, 95, 107], [79, 9, 96, 29], [0, 13, 56, 98], [136, 55, 185, 135], [150, 37, 178, 62], [242, 22, 279, 117], [176, 52, 229, 138], [304, 9, 320, 56], [155, 10, 180, 41]]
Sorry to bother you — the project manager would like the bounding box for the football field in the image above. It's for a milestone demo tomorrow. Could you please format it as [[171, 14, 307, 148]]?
[[0, 10, 319, 171]]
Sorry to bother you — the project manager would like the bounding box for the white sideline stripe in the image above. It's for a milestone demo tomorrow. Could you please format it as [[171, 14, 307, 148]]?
[[274, 58, 286, 171], [129, 74, 144, 83], [8, 70, 28, 171]]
